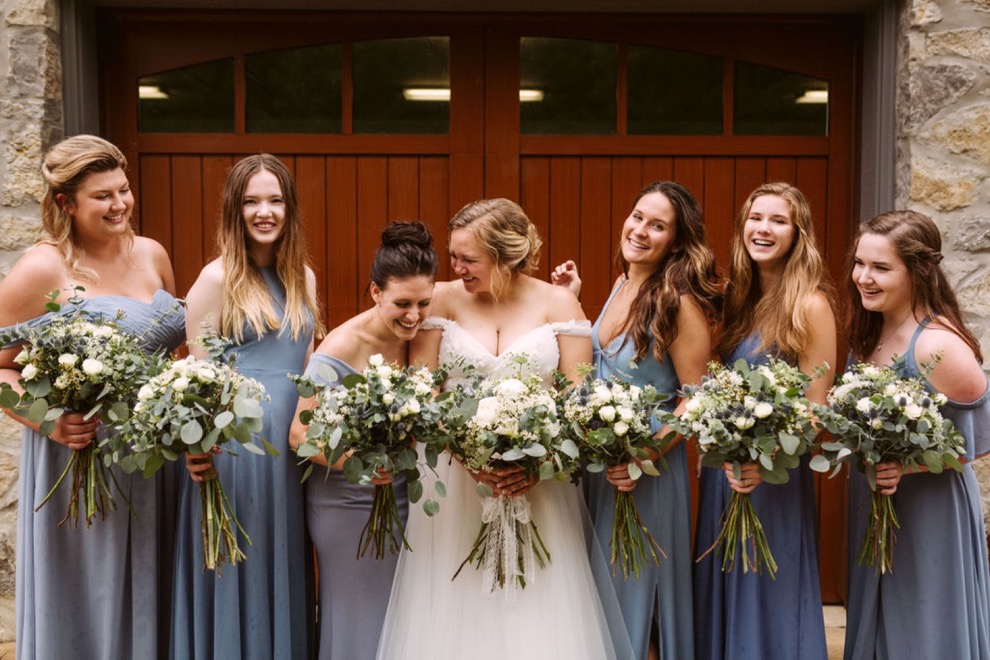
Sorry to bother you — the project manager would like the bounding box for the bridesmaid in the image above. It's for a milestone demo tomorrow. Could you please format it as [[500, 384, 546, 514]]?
[[552, 181, 721, 659], [288, 221, 437, 660], [693, 182, 834, 660], [843, 210, 990, 659], [170, 154, 322, 659], [0, 135, 184, 658]]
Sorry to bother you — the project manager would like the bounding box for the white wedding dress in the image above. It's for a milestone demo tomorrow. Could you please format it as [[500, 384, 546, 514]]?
[[376, 317, 631, 660]]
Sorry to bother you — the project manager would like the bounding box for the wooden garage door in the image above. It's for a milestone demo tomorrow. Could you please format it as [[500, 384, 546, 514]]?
[[100, 10, 860, 602]]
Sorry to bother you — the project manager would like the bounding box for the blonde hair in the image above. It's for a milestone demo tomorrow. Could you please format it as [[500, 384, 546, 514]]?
[[217, 154, 323, 343], [717, 182, 833, 362], [40, 135, 134, 281], [449, 198, 542, 300]]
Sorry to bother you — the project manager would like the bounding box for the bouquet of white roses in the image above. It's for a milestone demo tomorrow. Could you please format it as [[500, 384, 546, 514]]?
[[811, 360, 965, 574], [561, 368, 670, 579], [0, 294, 157, 527], [449, 357, 568, 593], [120, 355, 271, 571], [666, 357, 819, 578], [294, 354, 451, 560]]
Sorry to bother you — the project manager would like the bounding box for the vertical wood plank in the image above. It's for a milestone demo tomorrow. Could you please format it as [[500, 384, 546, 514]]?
[[579, 158, 612, 323], [357, 157, 389, 309], [641, 157, 673, 188], [766, 157, 798, 186], [673, 157, 705, 205], [169, 156, 204, 297], [702, 157, 735, 275], [419, 157, 451, 280], [795, 157, 829, 259], [388, 157, 420, 223], [138, 155, 172, 253], [611, 157, 643, 285], [520, 157, 550, 277], [733, 157, 767, 214], [200, 155, 231, 265], [327, 156, 358, 328], [296, 155, 328, 331], [548, 158, 582, 294]]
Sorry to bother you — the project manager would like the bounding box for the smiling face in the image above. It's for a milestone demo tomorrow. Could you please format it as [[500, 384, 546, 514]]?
[[449, 228, 497, 294], [852, 232, 914, 316], [241, 169, 285, 261], [742, 194, 796, 272], [62, 168, 134, 239], [620, 191, 678, 271], [372, 274, 435, 339]]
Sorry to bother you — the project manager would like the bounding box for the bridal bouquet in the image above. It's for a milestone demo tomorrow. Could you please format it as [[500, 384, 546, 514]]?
[[560, 369, 670, 579], [666, 357, 819, 578], [294, 354, 451, 559], [811, 361, 965, 574], [450, 357, 566, 592], [120, 355, 270, 571], [0, 294, 156, 527]]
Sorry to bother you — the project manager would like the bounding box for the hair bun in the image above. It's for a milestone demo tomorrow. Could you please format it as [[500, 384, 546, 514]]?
[[381, 221, 433, 250]]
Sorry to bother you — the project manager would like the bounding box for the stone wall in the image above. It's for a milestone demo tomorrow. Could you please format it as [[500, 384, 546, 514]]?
[[902, 0, 990, 517], [0, 0, 61, 642]]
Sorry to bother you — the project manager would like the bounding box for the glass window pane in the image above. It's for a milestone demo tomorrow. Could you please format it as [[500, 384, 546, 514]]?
[[138, 60, 234, 133], [520, 37, 616, 135], [353, 37, 449, 134], [246, 45, 342, 133], [734, 62, 828, 136], [628, 46, 722, 135]]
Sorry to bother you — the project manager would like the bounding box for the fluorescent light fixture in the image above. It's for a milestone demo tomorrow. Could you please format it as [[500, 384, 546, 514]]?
[[139, 85, 169, 100], [402, 88, 544, 102], [795, 89, 828, 104]]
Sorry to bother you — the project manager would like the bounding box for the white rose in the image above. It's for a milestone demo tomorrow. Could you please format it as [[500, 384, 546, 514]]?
[[368, 354, 384, 367], [618, 407, 635, 422], [94, 326, 115, 338], [383, 392, 395, 406], [173, 377, 190, 392], [734, 416, 755, 430], [628, 385, 642, 400], [495, 378, 527, 397], [593, 385, 612, 402], [197, 367, 216, 381], [758, 367, 776, 386], [903, 403, 923, 420], [743, 396, 757, 410], [415, 382, 432, 396], [58, 353, 78, 367], [855, 397, 872, 414], [138, 384, 155, 401], [598, 406, 617, 423], [82, 358, 103, 376], [870, 418, 883, 430], [475, 397, 499, 426], [13, 349, 30, 366], [404, 398, 421, 415], [613, 421, 629, 436], [21, 364, 38, 380], [685, 398, 702, 414], [753, 402, 774, 419], [376, 365, 394, 380]]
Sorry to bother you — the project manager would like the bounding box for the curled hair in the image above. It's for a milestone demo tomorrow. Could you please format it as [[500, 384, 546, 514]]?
[[717, 182, 834, 362], [217, 154, 324, 342], [846, 209, 981, 362], [615, 181, 722, 363], [40, 134, 133, 281], [371, 221, 438, 287], [449, 198, 542, 299]]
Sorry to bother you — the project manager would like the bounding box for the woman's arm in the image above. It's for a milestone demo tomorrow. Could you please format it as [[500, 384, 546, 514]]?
[[183, 261, 224, 359], [546, 284, 591, 384], [799, 292, 837, 407]]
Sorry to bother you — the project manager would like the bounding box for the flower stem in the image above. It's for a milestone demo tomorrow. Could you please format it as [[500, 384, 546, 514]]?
[[697, 491, 777, 579], [357, 484, 410, 560], [611, 488, 666, 580], [198, 469, 249, 573], [857, 491, 898, 574]]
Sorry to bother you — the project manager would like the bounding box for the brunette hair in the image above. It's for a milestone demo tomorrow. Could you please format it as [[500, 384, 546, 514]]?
[[717, 182, 834, 362], [616, 181, 721, 363], [846, 209, 981, 362], [40, 135, 133, 281], [448, 198, 542, 299], [371, 221, 438, 287], [217, 154, 323, 342]]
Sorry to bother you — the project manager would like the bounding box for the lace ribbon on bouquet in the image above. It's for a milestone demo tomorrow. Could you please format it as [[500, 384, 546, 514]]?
[[478, 494, 550, 597]]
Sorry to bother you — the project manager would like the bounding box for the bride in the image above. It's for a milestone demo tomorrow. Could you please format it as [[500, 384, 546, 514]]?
[[377, 199, 630, 659]]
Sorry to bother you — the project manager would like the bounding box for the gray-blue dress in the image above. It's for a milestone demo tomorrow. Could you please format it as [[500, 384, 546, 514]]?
[[303, 353, 409, 660], [844, 319, 990, 659], [14, 290, 185, 660], [584, 280, 695, 659], [170, 268, 313, 660], [693, 335, 827, 660]]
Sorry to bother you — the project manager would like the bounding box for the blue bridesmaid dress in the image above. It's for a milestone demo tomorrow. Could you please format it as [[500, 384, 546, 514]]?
[[14, 290, 185, 660], [844, 319, 990, 659], [303, 353, 409, 660], [170, 268, 313, 660], [584, 280, 695, 659], [693, 334, 827, 660]]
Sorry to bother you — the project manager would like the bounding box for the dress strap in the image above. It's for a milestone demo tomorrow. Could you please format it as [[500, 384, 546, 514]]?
[[421, 316, 452, 332], [550, 319, 592, 337], [903, 316, 933, 377]]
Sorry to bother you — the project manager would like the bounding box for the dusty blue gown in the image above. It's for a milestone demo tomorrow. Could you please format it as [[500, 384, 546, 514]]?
[[693, 335, 827, 660], [13, 290, 185, 660], [844, 319, 990, 660], [303, 353, 409, 660], [170, 268, 313, 660], [584, 280, 694, 659]]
